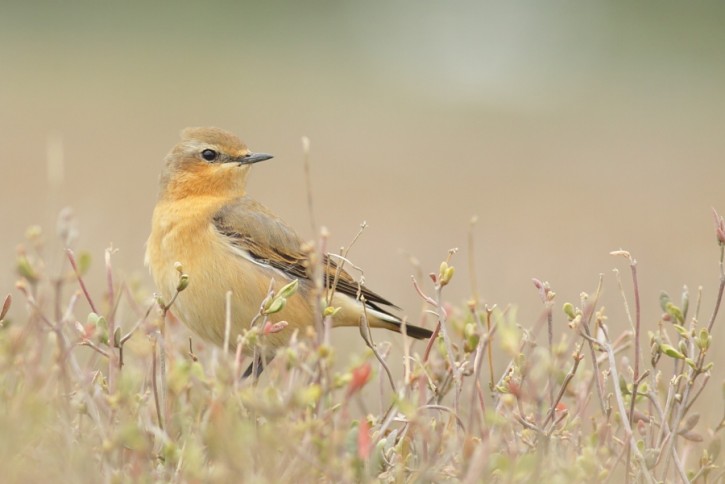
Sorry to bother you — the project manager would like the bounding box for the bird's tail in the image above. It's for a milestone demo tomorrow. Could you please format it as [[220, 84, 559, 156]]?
[[366, 308, 434, 340], [330, 294, 434, 340], [374, 319, 434, 340]]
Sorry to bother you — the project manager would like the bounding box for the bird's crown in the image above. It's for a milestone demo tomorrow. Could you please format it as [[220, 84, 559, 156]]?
[[180, 127, 248, 157]]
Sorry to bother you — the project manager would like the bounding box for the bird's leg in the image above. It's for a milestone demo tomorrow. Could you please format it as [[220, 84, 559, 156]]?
[[242, 354, 268, 379]]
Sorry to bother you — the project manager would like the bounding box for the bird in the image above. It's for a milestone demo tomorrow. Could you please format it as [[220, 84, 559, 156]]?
[[146, 127, 433, 376]]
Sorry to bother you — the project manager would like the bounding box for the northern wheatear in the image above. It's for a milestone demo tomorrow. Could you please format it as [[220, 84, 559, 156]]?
[[146, 127, 432, 373]]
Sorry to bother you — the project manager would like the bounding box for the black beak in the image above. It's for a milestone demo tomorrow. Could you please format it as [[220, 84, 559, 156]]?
[[237, 152, 273, 165]]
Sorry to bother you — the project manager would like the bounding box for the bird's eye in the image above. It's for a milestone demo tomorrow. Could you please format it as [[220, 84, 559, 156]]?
[[201, 149, 218, 161]]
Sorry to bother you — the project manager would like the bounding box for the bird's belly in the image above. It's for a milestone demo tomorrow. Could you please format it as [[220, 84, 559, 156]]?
[[148, 220, 310, 351]]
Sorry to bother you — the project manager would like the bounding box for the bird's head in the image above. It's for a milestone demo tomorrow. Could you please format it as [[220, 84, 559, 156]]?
[[159, 127, 272, 199]]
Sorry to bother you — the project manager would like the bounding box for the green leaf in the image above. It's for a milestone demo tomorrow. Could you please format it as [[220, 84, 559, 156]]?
[[697, 328, 711, 351], [176, 273, 190, 292], [660, 344, 684, 360], [563, 302, 576, 320], [665, 302, 684, 324], [278, 279, 299, 299], [264, 297, 286, 315], [659, 291, 671, 312]]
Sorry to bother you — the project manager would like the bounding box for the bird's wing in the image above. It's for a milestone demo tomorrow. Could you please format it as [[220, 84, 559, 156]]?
[[212, 196, 400, 313]]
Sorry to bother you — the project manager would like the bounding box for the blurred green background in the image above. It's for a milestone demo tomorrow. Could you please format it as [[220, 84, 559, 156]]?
[[1, 2, 724, 418]]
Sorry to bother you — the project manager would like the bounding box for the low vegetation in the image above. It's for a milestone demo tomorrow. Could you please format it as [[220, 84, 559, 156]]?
[[1, 210, 723, 482]]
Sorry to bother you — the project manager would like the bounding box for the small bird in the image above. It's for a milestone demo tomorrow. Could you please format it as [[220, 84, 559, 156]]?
[[146, 127, 432, 374]]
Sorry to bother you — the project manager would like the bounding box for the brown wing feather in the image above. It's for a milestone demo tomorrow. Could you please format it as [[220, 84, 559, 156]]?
[[212, 197, 400, 316]]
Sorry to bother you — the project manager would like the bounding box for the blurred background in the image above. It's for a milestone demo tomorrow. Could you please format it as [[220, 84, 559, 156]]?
[[1, 3, 724, 418]]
